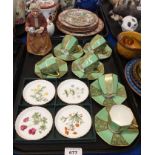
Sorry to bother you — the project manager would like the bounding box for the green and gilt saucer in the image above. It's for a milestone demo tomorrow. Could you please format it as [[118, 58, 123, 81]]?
[[95, 106, 139, 146], [90, 74, 127, 106], [35, 54, 68, 78], [72, 58, 104, 80], [54, 43, 84, 61]]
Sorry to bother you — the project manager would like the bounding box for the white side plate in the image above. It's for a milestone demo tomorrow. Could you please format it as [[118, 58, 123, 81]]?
[[55, 105, 92, 138], [15, 106, 53, 140], [57, 79, 89, 104], [23, 80, 55, 105]]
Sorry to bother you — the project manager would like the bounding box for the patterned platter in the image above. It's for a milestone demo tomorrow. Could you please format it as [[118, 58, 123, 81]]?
[[23, 80, 55, 105], [95, 107, 139, 146], [56, 18, 104, 37], [55, 105, 92, 138], [57, 79, 89, 104], [15, 106, 53, 140], [58, 9, 99, 28], [125, 58, 141, 96]]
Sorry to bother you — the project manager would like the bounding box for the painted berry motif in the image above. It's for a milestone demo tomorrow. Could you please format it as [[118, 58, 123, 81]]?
[[61, 112, 83, 135], [20, 125, 27, 131], [30, 85, 48, 102], [29, 128, 36, 135], [23, 117, 29, 122]]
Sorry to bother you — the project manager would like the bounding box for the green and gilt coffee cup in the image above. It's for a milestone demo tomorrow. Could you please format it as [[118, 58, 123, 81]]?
[[84, 34, 106, 53], [78, 52, 99, 73], [108, 105, 134, 133], [37, 54, 60, 77], [98, 74, 118, 98], [61, 35, 78, 53]]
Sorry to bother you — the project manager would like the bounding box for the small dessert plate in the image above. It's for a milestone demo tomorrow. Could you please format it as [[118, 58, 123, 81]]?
[[15, 106, 53, 140], [55, 105, 92, 138], [23, 80, 55, 105], [90, 74, 127, 106], [95, 106, 139, 146], [57, 79, 89, 104]]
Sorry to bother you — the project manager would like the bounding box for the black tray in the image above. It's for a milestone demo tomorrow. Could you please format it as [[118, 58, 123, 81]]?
[[52, 3, 109, 40], [13, 37, 140, 155], [100, 0, 141, 39]]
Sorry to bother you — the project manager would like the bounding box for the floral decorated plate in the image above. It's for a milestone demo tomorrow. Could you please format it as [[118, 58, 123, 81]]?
[[15, 106, 53, 140], [23, 80, 55, 105], [55, 105, 92, 138], [57, 79, 89, 104]]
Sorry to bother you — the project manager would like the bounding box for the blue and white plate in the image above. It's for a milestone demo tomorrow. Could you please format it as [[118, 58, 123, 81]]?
[[125, 59, 141, 96]]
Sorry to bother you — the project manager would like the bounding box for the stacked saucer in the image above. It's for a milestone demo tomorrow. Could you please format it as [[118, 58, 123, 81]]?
[[56, 8, 104, 37]]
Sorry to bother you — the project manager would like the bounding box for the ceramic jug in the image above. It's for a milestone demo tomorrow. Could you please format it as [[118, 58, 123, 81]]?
[[15, 0, 25, 25]]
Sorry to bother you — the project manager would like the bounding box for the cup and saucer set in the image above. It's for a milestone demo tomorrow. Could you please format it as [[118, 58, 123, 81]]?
[[89, 73, 139, 146]]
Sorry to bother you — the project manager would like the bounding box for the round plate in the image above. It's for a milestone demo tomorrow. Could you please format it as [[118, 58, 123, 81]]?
[[55, 105, 92, 138], [58, 9, 98, 27], [57, 79, 89, 104], [125, 59, 141, 96], [56, 18, 104, 37], [15, 106, 53, 140], [23, 80, 55, 105], [95, 107, 139, 146]]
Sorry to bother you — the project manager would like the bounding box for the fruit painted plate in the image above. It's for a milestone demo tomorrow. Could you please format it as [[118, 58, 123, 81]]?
[[55, 105, 92, 139], [23, 80, 55, 105], [57, 79, 89, 104], [15, 106, 53, 140]]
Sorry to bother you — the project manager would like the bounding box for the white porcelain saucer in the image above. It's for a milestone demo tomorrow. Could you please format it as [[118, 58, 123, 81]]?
[[57, 79, 89, 104], [15, 106, 53, 140], [23, 80, 55, 105], [55, 105, 92, 139]]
